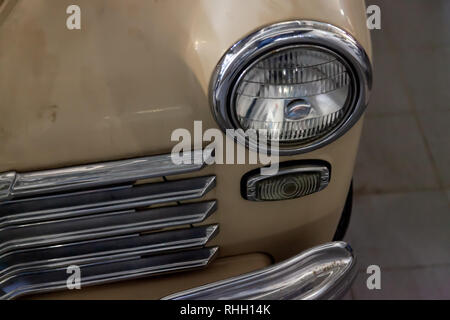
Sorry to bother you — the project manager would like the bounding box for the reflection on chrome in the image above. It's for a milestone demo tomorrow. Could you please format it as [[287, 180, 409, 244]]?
[[0, 150, 209, 200], [163, 241, 356, 300]]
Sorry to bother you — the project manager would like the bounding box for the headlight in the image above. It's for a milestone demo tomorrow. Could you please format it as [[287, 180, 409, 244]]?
[[211, 21, 372, 155], [234, 46, 352, 142]]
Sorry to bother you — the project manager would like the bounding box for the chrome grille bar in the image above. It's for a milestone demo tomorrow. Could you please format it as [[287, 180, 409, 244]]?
[[0, 151, 219, 299], [0, 225, 219, 284], [0, 176, 216, 228], [0, 201, 216, 255], [0, 150, 210, 200], [0, 247, 219, 300]]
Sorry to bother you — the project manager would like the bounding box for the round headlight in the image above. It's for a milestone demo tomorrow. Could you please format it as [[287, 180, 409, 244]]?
[[211, 21, 372, 155]]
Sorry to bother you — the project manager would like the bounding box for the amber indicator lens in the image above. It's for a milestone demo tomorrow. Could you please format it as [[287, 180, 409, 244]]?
[[256, 172, 322, 201], [244, 164, 330, 201]]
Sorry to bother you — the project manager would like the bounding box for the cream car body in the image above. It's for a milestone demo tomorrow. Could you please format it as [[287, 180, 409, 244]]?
[[0, 0, 371, 299]]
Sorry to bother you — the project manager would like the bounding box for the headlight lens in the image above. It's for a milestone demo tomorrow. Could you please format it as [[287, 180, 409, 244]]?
[[211, 21, 372, 155], [233, 46, 352, 143]]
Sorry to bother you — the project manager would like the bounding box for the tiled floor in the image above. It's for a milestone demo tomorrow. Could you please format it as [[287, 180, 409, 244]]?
[[344, 0, 450, 299]]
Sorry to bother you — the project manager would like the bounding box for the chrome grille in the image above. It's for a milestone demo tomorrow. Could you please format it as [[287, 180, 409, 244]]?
[[0, 151, 218, 299]]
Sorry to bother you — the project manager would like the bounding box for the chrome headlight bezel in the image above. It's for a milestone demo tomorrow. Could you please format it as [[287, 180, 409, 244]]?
[[210, 20, 372, 155]]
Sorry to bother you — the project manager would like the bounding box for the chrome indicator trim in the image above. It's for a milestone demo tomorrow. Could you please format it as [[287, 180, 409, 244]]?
[[163, 242, 356, 300], [0, 150, 209, 201], [1, 246, 219, 300]]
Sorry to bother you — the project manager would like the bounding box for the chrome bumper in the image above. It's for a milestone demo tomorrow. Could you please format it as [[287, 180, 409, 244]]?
[[163, 241, 357, 300]]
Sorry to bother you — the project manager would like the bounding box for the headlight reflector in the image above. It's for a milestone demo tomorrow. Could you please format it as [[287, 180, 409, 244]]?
[[234, 46, 352, 143]]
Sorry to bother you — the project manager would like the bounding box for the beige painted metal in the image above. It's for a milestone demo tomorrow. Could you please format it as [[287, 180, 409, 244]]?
[[176, 119, 363, 261], [0, 0, 370, 171], [0, 0, 371, 298]]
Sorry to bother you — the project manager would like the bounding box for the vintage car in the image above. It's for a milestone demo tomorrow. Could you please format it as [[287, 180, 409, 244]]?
[[0, 0, 371, 299]]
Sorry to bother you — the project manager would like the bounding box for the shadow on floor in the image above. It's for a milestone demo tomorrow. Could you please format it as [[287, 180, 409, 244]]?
[[344, 0, 450, 299]]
